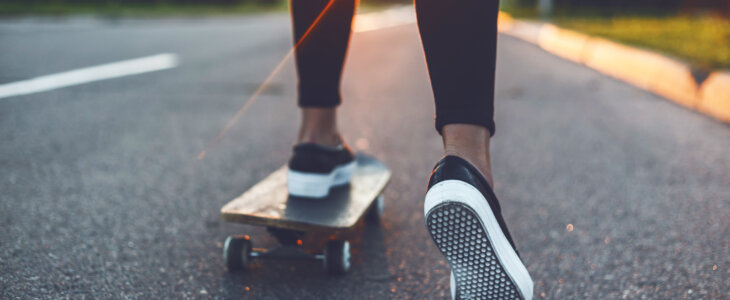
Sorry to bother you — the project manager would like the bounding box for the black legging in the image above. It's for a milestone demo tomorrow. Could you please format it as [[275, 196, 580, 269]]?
[[291, 0, 500, 135]]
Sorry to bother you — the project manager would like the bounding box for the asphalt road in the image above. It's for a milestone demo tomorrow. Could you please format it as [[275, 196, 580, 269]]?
[[1, 11, 728, 299]]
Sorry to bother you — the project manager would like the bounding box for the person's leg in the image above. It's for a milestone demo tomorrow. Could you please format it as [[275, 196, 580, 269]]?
[[414, 0, 499, 184], [416, 0, 535, 299], [290, 0, 357, 147], [287, 0, 357, 198]]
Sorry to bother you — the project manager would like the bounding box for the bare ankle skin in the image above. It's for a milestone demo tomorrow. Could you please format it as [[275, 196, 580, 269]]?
[[442, 124, 494, 188], [297, 107, 343, 147]]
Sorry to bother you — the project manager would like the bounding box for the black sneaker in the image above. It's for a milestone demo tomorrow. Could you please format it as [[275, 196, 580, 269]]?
[[424, 156, 533, 300], [287, 143, 356, 198]]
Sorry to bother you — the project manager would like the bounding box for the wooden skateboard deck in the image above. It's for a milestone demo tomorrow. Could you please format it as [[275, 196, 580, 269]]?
[[221, 154, 390, 273], [221, 154, 391, 232]]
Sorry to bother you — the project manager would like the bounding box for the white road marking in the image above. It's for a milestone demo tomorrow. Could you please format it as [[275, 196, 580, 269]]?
[[0, 53, 178, 100]]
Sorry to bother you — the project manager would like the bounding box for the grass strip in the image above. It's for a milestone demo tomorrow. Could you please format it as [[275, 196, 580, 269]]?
[[0, 1, 288, 18], [554, 15, 730, 70]]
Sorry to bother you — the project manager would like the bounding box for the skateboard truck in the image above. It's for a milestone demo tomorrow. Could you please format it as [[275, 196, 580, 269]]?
[[223, 229, 352, 275], [223, 196, 384, 275]]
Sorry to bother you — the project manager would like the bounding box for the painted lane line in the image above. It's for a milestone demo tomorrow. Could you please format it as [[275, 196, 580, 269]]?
[[0, 53, 178, 100]]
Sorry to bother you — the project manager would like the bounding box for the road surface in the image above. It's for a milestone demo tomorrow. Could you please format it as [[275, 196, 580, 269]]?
[[1, 10, 728, 299]]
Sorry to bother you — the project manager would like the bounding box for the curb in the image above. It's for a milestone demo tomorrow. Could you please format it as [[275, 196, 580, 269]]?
[[499, 15, 730, 124], [698, 71, 730, 122]]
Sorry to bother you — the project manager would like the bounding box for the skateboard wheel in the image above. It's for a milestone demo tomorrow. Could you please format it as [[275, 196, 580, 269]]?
[[323, 240, 350, 274], [366, 195, 385, 221], [223, 235, 252, 271]]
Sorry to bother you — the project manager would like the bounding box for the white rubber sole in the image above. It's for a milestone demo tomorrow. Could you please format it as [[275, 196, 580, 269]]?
[[287, 161, 356, 198], [425, 180, 534, 300]]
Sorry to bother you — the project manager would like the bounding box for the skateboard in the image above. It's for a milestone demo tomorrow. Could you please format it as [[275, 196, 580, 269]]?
[[221, 154, 390, 274]]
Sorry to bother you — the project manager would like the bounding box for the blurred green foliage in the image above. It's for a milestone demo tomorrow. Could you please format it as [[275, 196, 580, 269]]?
[[1, 0, 278, 4], [558, 16, 730, 70], [0, 0, 412, 16], [502, 0, 730, 17], [0, 0, 287, 16], [4, 0, 727, 16], [502, 0, 730, 70], [0, 0, 410, 4]]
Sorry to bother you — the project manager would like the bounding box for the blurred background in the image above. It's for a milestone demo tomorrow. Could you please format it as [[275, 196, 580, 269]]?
[[1, 0, 728, 299], [2, 0, 727, 69]]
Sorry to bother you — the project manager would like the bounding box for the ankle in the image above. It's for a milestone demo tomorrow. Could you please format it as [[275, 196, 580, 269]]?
[[297, 130, 342, 147], [297, 108, 342, 147], [442, 124, 494, 188]]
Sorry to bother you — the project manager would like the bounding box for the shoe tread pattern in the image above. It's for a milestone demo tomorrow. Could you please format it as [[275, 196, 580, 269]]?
[[427, 202, 523, 300]]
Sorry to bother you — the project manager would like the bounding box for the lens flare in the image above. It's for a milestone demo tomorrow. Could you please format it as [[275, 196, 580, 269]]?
[[197, 0, 337, 160]]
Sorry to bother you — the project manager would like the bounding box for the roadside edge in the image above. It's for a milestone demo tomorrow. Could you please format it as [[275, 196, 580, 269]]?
[[498, 15, 730, 124]]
